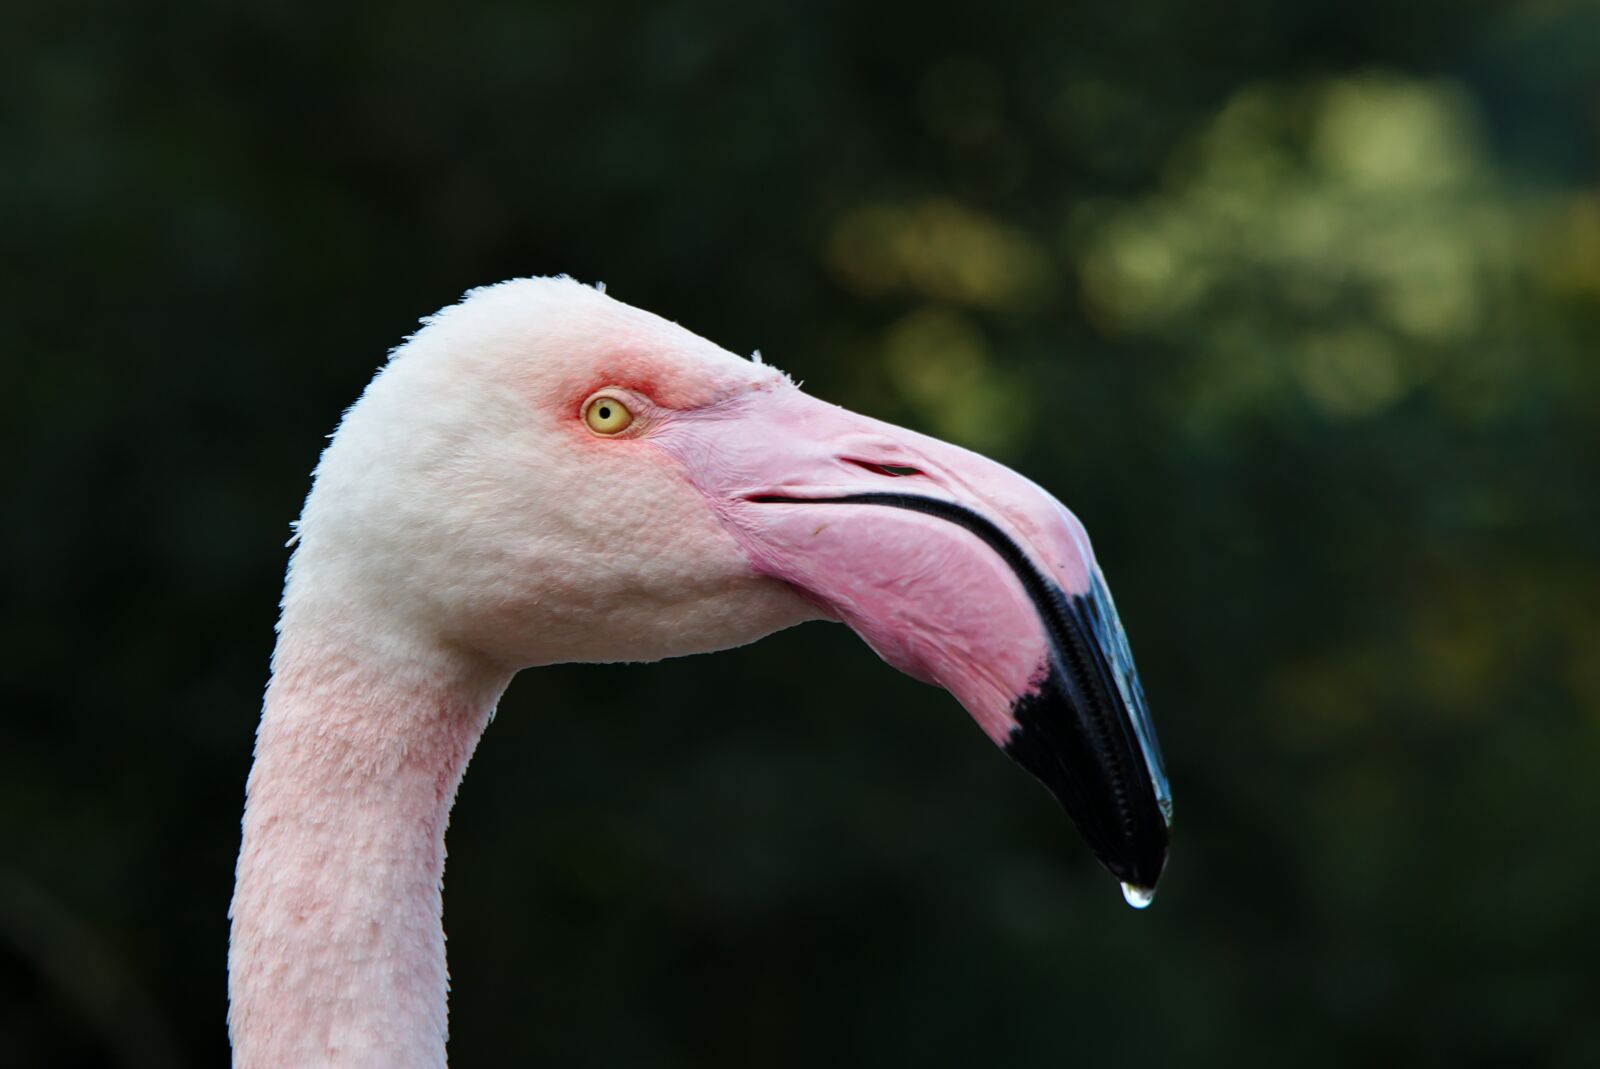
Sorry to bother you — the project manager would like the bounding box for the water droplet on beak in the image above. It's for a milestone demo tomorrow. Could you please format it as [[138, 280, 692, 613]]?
[[1121, 882, 1155, 910]]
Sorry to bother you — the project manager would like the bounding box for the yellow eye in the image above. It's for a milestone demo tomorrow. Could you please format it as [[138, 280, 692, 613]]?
[[584, 395, 633, 435]]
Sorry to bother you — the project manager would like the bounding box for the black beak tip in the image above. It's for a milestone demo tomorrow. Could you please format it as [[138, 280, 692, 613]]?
[[1003, 701, 1171, 896], [1001, 578, 1173, 906], [1100, 825, 1169, 896]]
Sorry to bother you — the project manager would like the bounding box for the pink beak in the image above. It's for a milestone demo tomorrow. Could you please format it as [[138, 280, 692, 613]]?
[[654, 385, 1172, 901]]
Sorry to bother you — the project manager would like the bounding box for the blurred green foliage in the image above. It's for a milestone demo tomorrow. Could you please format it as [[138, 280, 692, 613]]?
[[3, 0, 1598, 1066]]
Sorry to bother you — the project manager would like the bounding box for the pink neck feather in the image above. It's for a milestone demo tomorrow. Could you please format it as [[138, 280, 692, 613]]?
[[228, 627, 509, 1069]]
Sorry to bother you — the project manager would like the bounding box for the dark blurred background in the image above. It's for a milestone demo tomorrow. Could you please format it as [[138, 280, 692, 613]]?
[[4, 0, 1599, 1065]]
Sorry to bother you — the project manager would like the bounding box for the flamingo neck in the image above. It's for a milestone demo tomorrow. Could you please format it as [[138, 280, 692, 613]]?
[[228, 621, 509, 1069]]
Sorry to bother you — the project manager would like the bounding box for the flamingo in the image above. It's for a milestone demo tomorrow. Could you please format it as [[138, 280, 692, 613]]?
[[227, 276, 1171, 1068]]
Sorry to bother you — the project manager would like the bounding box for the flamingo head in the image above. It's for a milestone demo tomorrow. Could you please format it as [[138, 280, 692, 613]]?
[[290, 276, 1171, 900]]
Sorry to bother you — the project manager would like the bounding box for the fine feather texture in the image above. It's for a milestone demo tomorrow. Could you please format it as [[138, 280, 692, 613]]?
[[231, 278, 818, 1069], [283, 276, 816, 669]]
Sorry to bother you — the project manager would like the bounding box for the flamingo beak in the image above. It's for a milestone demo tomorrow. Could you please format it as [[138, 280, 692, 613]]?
[[653, 386, 1172, 902]]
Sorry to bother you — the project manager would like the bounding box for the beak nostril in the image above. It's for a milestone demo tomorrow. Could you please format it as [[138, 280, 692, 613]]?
[[846, 458, 922, 478]]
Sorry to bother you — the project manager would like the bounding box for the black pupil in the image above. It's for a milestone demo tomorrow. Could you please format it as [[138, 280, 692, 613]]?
[[598, 406, 611, 419]]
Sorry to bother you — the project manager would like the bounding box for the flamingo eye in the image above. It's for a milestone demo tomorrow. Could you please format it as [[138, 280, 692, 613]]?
[[584, 395, 633, 435]]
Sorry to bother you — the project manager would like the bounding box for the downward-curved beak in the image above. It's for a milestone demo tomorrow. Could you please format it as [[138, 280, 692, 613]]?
[[654, 386, 1172, 902]]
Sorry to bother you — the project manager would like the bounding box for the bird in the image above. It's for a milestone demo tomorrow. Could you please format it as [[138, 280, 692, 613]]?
[[227, 276, 1172, 1068]]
